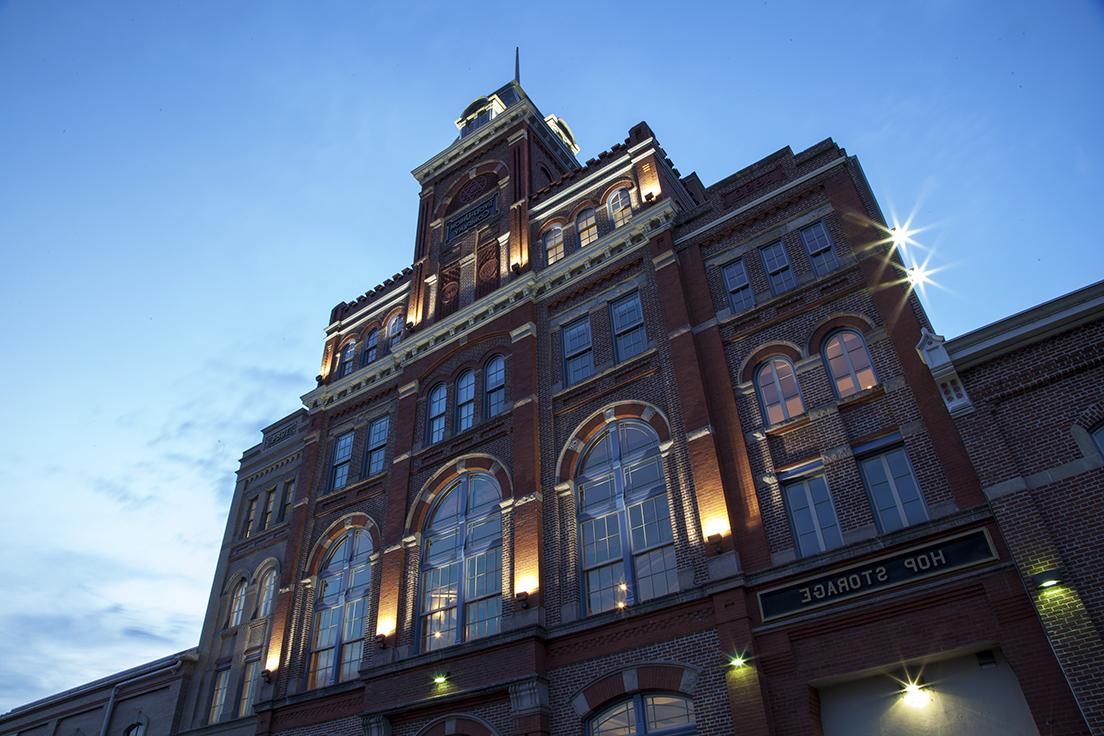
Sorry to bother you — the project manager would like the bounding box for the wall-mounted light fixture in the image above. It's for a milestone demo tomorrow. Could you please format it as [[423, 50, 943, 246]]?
[[901, 678, 930, 708], [511, 262, 522, 274], [515, 590, 529, 610], [375, 634, 387, 649], [261, 669, 273, 684], [1032, 568, 1065, 589], [432, 672, 450, 685], [728, 655, 748, 669], [707, 533, 724, 556]]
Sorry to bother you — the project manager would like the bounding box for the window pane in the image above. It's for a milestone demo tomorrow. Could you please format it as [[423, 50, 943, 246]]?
[[624, 457, 663, 494], [465, 595, 502, 640], [367, 447, 385, 476], [581, 476, 615, 510], [635, 545, 678, 600], [563, 319, 592, 355], [308, 648, 334, 689], [567, 352, 595, 384], [239, 661, 259, 716], [465, 548, 502, 599], [468, 474, 500, 515], [615, 326, 647, 361], [724, 259, 755, 313], [457, 372, 475, 402], [577, 208, 598, 247], [430, 486, 461, 528], [593, 700, 637, 736], [545, 227, 564, 264], [339, 639, 363, 682], [467, 515, 501, 546], [582, 513, 622, 567], [618, 423, 656, 457], [586, 562, 623, 615], [646, 695, 695, 729], [334, 433, 354, 462], [426, 530, 459, 563], [581, 432, 613, 474], [610, 189, 632, 228], [368, 416, 389, 447], [628, 494, 673, 551], [611, 294, 643, 332], [422, 607, 457, 650]]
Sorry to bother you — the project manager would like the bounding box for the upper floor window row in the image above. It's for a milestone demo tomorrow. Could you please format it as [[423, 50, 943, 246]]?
[[332, 312, 406, 381], [562, 291, 649, 387], [425, 355, 510, 447], [544, 187, 635, 266], [237, 479, 295, 540], [329, 415, 393, 493], [223, 564, 280, 631], [753, 329, 878, 426]]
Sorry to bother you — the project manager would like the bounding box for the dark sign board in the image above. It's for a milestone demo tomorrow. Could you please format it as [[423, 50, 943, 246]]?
[[758, 528, 997, 622], [445, 195, 498, 242]]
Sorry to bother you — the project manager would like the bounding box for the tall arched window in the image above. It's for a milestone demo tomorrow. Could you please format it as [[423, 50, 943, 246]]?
[[484, 355, 506, 418], [420, 473, 502, 651], [228, 581, 246, 627], [755, 357, 805, 425], [590, 694, 695, 735], [455, 371, 476, 433], [427, 384, 447, 444], [363, 328, 379, 365], [257, 569, 276, 618], [544, 226, 565, 265], [609, 188, 633, 228], [577, 207, 598, 247], [387, 315, 404, 349], [577, 420, 677, 615], [308, 529, 373, 688], [338, 340, 356, 378], [823, 330, 877, 398]]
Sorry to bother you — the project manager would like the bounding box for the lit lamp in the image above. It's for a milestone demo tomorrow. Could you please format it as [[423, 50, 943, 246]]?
[[515, 590, 529, 610], [729, 655, 748, 669], [901, 678, 930, 708], [1031, 569, 1065, 590], [432, 672, 449, 685]]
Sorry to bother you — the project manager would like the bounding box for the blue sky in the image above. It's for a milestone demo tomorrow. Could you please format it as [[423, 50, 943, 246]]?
[[1, 0, 1101, 713]]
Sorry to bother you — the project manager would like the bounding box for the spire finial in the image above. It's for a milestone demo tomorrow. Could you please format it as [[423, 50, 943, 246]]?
[[514, 47, 520, 84]]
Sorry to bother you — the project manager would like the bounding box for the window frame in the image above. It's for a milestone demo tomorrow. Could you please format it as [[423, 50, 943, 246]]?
[[387, 315, 404, 350], [238, 659, 260, 717], [610, 292, 647, 363], [755, 357, 805, 425], [858, 446, 929, 533], [544, 225, 565, 265], [577, 207, 599, 247], [256, 569, 277, 618], [721, 259, 754, 313], [338, 340, 356, 378], [484, 355, 506, 419], [365, 415, 390, 477], [259, 488, 275, 531], [209, 669, 229, 724], [822, 329, 878, 399], [759, 240, 796, 294], [363, 328, 379, 366], [455, 370, 476, 433], [801, 220, 839, 276], [307, 529, 374, 689], [240, 497, 258, 539], [782, 472, 843, 557], [609, 188, 633, 228], [588, 692, 696, 736], [427, 383, 447, 445], [330, 431, 355, 491], [278, 480, 294, 523], [228, 581, 246, 628], [418, 473, 503, 652], [562, 316, 595, 386], [576, 419, 678, 616]]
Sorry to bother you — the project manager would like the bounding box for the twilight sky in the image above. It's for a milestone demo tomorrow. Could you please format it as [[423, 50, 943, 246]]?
[[1, 0, 1102, 713]]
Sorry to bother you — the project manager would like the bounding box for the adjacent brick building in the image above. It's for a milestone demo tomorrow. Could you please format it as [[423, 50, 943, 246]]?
[[5, 78, 1096, 736]]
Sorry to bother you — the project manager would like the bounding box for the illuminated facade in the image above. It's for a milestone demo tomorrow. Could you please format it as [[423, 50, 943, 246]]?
[[4, 79, 1095, 736]]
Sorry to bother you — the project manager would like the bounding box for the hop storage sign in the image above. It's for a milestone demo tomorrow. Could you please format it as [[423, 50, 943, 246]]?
[[758, 528, 997, 622]]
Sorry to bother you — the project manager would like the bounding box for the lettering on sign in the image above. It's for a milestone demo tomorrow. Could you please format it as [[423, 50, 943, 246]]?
[[758, 528, 996, 622], [445, 195, 499, 242]]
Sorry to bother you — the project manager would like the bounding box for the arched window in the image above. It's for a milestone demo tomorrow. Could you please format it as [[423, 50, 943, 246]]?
[[308, 529, 373, 688], [609, 188, 633, 228], [363, 328, 379, 365], [455, 371, 476, 433], [228, 581, 246, 627], [420, 473, 502, 650], [387, 315, 404, 349], [257, 569, 276, 617], [755, 357, 805, 425], [338, 340, 356, 378], [484, 355, 506, 418], [823, 330, 877, 398], [577, 420, 677, 615], [544, 226, 565, 265], [124, 723, 146, 736], [427, 384, 447, 444], [577, 207, 598, 247], [590, 693, 695, 735]]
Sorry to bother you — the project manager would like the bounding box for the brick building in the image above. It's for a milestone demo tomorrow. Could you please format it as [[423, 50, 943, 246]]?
[[4, 77, 1095, 736]]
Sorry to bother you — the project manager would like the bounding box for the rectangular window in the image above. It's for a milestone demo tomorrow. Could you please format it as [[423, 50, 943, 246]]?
[[484, 357, 506, 418], [577, 209, 598, 247], [331, 431, 354, 491], [308, 607, 339, 688], [339, 598, 366, 682], [238, 660, 259, 717], [421, 562, 460, 651], [629, 494, 678, 601], [209, 669, 229, 723], [722, 259, 755, 313], [278, 480, 294, 523], [582, 512, 624, 614], [259, 489, 275, 530], [365, 416, 389, 476], [801, 221, 839, 276], [562, 317, 595, 385], [760, 241, 796, 294], [240, 498, 257, 539], [464, 547, 502, 640], [784, 474, 843, 557], [610, 292, 647, 362], [859, 448, 928, 533]]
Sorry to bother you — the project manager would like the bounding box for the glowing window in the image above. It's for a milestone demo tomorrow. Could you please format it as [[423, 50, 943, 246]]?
[[755, 357, 805, 425], [577, 420, 677, 615], [420, 473, 502, 651], [387, 315, 404, 349], [590, 693, 695, 735], [609, 188, 633, 228], [545, 226, 565, 265], [308, 529, 373, 688], [577, 207, 599, 247], [823, 330, 877, 398]]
